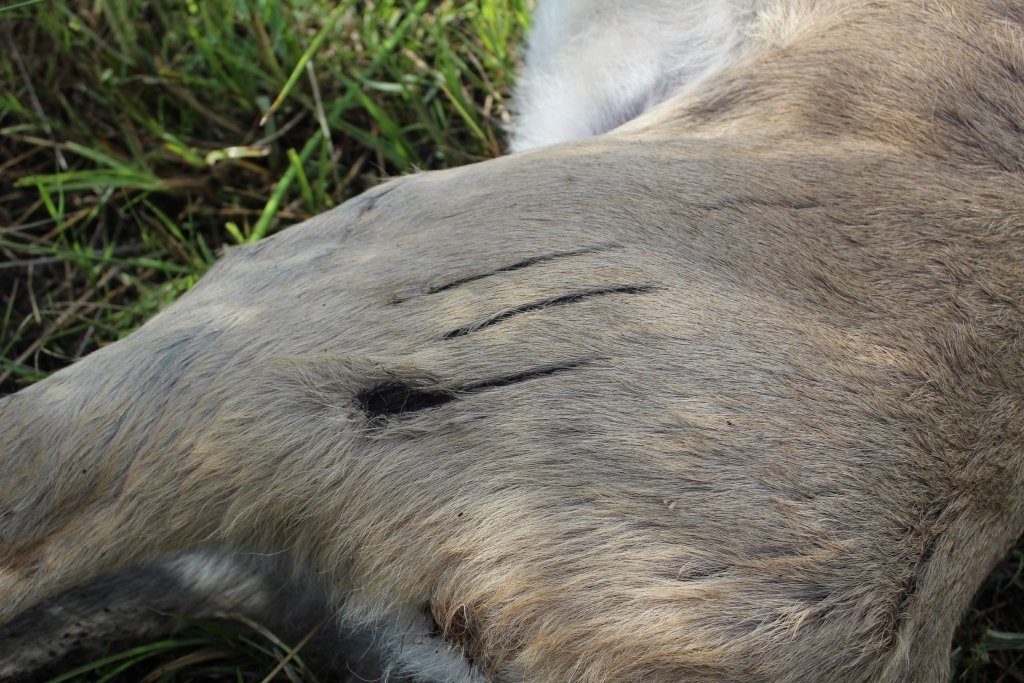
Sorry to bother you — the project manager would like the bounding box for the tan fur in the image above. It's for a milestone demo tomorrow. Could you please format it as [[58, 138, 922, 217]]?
[[2, 0, 1024, 680]]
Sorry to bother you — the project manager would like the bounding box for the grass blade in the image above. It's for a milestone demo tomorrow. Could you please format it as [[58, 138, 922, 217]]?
[[251, 130, 323, 241], [260, 2, 350, 125]]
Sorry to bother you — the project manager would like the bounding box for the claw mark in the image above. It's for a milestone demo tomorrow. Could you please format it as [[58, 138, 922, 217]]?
[[443, 286, 657, 339], [388, 245, 621, 304]]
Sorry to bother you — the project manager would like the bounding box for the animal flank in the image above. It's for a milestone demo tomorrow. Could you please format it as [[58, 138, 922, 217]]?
[[2, 0, 1024, 681]]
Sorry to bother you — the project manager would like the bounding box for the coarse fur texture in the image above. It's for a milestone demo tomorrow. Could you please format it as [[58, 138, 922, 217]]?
[[3, 0, 1024, 680]]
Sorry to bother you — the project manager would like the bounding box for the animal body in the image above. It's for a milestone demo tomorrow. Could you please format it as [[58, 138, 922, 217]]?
[[3, 0, 1024, 680]]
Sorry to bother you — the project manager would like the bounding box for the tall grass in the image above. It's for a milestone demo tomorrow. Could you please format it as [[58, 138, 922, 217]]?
[[1, 0, 1022, 680]]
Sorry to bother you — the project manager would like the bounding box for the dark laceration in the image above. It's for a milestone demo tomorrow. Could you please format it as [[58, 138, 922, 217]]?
[[355, 383, 457, 417], [355, 361, 591, 419], [381, 245, 623, 306], [428, 245, 621, 295], [462, 360, 589, 391], [444, 285, 657, 339]]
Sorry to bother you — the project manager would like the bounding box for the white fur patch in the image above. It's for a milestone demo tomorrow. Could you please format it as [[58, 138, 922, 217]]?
[[510, 0, 767, 152], [371, 607, 488, 682]]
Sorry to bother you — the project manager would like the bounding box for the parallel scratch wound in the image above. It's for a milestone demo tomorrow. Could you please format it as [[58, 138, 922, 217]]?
[[443, 285, 657, 339], [387, 244, 623, 304]]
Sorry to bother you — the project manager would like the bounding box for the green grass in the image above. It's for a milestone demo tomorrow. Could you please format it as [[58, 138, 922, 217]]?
[[43, 613, 343, 683], [0, 0, 527, 391], [952, 537, 1024, 681], [1, 0, 1023, 680]]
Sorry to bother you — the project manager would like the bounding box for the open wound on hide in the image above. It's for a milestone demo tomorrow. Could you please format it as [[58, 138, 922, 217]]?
[[355, 361, 589, 419], [356, 382, 456, 416], [444, 285, 656, 339]]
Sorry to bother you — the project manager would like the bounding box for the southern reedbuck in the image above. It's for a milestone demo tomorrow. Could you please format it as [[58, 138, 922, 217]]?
[[2, 0, 1024, 680]]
